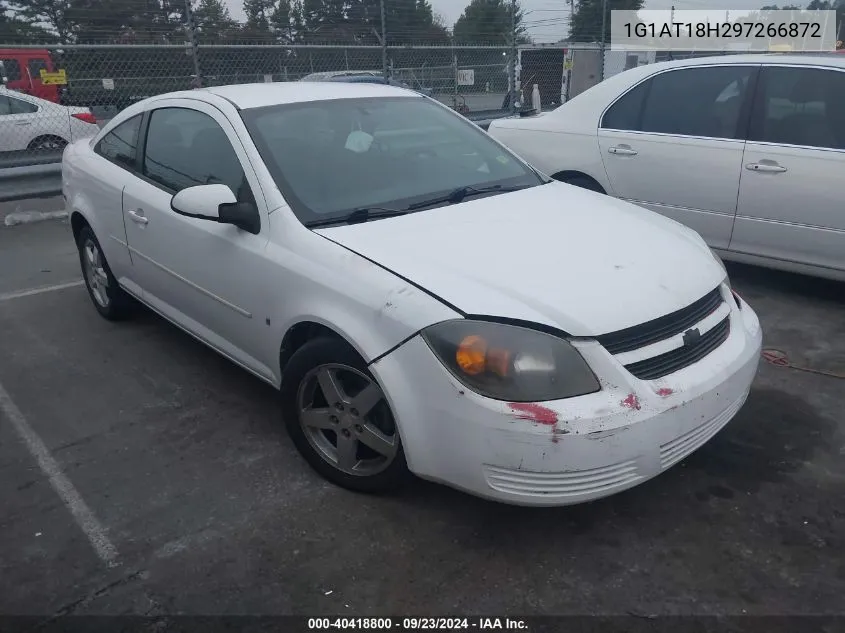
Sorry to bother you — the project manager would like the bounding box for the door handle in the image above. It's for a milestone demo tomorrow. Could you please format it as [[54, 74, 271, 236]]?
[[608, 145, 638, 156], [746, 162, 787, 173], [127, 208, 149, 225], [14, 121, 32, 126]]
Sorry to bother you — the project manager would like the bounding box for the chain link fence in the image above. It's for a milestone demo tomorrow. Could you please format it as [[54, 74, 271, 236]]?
[[5, 39, 818, 169], [3, 43, 529, 166]]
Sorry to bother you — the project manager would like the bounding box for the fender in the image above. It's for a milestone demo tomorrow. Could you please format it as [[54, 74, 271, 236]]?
[[262, 227, 461, 383]]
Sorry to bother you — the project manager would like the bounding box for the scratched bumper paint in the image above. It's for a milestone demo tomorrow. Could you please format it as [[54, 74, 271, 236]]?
[[370, 294, 762, 506]]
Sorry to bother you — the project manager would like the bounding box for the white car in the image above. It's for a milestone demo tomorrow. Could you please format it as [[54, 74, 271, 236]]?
[[62, 82, 762, 506], [1, 86, 99, 152], [489, 54, 845, 283]]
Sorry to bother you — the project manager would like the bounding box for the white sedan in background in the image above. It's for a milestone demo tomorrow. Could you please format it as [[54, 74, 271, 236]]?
[[1, 86, 99, 152], [489, 54, 845, 283], [62, 82, 762, 506]]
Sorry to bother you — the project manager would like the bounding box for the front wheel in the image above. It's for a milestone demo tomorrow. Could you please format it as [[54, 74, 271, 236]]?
[[280, 338, 410, 493], [559, 174, 606, 194]]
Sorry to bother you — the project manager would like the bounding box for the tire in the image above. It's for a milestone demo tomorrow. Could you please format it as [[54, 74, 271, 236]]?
[[560, 174, 605, 194], [280, 337, 410, 493], [76, 225, 135, 321], [27, 135, 68, 153]]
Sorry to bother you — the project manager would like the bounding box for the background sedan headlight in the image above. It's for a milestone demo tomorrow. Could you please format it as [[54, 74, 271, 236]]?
[[421, 320, 601, 403]]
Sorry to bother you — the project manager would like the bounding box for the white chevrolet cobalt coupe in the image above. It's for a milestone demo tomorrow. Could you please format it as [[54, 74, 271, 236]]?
[[62, 82, 762, 506]]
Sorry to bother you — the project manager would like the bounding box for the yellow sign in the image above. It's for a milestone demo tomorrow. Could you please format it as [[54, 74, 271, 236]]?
[[39, 69, 67, 85], [564, 60, 573, 70]]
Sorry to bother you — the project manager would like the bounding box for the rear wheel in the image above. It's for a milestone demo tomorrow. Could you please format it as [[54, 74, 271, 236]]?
[[27, 135, 68, 153], [76, 225, 135, 320], [280, 337, 410, 493]]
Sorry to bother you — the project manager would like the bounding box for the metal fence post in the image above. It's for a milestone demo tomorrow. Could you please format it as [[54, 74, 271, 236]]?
[[380, 0, 388, 79], [599, 0, 608, 81], [453, 52, 459, 110], [184, 0, 202, 88], [509, 0, 518, 113]]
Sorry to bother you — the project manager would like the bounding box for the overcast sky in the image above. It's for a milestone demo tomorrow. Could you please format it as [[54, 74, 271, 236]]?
[[225, 0, 771, 43]]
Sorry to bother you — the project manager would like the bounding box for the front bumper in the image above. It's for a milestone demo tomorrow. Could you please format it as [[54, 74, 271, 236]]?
[[369, 288, 763, 506]]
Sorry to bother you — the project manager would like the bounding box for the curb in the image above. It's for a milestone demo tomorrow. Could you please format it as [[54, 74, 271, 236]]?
[[4, 210, 69, 227]]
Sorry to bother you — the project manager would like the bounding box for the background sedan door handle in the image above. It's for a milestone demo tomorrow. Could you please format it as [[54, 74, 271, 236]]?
[[746, 162, 787, 173], [608, 145, 638, 156], [127, 208, 149, 225]]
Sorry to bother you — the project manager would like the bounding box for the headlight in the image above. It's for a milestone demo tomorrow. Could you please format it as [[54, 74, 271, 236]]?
[[421, 320, 601, 402]]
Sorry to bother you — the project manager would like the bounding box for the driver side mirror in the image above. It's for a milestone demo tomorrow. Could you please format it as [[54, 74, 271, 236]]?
[[170, 184, 260, 235]]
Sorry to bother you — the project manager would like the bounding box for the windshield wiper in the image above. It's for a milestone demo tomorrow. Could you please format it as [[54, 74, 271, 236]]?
[[305, 207, 408, 228], [406, 184, 531, 211]]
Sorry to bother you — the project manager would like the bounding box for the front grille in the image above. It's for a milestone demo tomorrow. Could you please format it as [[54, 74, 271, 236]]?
[[596, 287, 723, 355], [624, 316, 731, 381]]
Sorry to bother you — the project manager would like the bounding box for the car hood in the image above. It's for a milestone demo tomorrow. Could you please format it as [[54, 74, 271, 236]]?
[[315, 182, 726, 336]]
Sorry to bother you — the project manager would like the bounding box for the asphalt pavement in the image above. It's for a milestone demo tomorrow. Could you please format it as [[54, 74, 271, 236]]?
[[1, 203, 844, 618]]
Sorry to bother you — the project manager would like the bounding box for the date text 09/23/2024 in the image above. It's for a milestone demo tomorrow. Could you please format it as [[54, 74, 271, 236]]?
[[307, 618, 529, 630]]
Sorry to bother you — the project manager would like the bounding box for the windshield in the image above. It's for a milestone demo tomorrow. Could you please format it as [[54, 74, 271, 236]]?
[[240, 96, 544, 226]]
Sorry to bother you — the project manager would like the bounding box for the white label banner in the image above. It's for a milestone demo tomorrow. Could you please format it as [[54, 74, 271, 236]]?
[[457, 69, 475, 86], [610, 9, 838, 51]]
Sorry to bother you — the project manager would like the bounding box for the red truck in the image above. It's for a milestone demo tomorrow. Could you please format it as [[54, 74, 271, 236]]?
[[0, 48, 62, 103]]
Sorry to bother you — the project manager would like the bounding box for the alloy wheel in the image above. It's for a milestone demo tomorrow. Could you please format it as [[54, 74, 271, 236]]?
[[297, 363, 398, 476], [82, 238, 110, 309]]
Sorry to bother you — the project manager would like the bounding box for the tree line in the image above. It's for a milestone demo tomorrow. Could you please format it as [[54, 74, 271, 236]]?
[[0, 0, 532, 46]]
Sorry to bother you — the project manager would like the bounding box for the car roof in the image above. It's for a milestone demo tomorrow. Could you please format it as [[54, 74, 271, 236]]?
[[191, 81, 418, 109], [641, 52, 845, 72]]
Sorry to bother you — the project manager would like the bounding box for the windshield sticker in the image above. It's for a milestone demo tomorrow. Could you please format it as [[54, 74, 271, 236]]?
[[345, 130, 374, 153]]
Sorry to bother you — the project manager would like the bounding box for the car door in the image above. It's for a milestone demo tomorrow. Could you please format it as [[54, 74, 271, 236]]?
[[731, 64, 845, 275], [597, 64, 758, 249], [0, 91, 41, 151], [121, 99, 276, 381], [85, 113, 145, 283]]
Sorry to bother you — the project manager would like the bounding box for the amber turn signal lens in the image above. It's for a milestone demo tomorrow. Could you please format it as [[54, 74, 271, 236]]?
[[456, 335, 487, 375]]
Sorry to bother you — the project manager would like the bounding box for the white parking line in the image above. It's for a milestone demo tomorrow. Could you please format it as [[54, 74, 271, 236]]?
[[0, 280, 84, 303], [0, 380, 119, 567]]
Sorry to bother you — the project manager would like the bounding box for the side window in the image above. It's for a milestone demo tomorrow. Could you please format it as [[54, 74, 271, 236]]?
[[28, 59, 49, 81], [7, 95, 38, 114], [142, 107, 253, 202], [638, 66, 754, 139], [94, 114, 143, 169], [750, 66, 845, 150], [601, 81, 648, 130], [1, 59, 21, 81]]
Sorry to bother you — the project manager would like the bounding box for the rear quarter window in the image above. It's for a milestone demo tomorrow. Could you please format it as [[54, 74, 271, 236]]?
[[94, 114, 143, 170]]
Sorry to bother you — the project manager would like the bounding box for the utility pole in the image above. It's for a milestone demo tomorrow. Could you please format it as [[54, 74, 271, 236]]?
[[185, 0, 201, 88], [510, 0, 518, 113], [380, 0, 388, 80]]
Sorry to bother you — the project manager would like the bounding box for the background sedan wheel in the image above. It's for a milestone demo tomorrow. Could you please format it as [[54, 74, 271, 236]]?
[[76, 225, 135, 321], [281, 338, 410, 493], [27, 135, 68, 153]]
